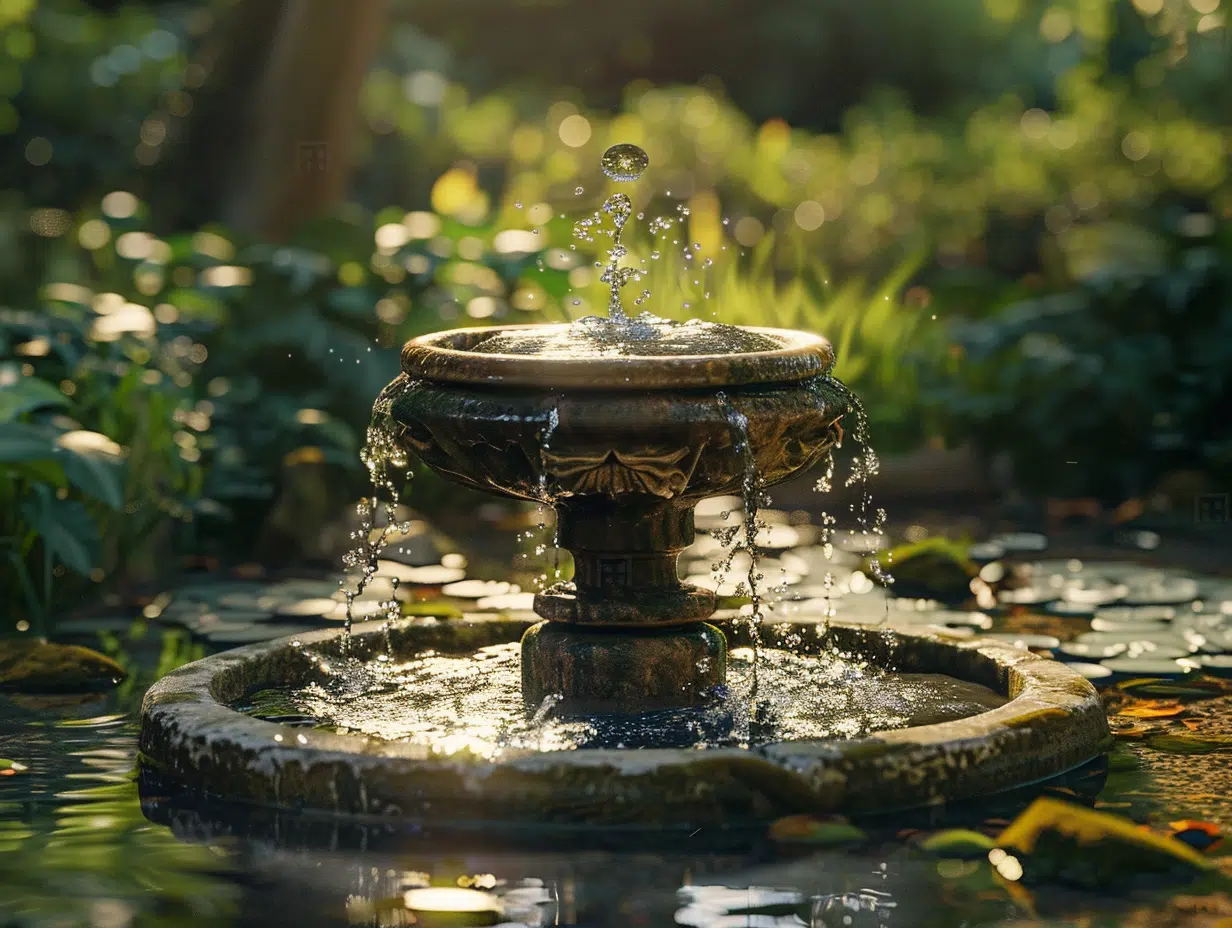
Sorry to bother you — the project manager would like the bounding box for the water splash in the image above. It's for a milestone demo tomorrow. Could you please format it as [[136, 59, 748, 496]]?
[[712, 392, 771, 701], [536, 406, 563, 588], [600, 143, 649, 183], [339, 375, 415, 643], [239, 643, 1005, 757], [820, 376, 894, 613]]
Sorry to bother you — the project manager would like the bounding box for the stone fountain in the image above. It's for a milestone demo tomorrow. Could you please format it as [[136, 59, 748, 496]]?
[[391, 322, 843, 714], [139, 145, 1110, 825]]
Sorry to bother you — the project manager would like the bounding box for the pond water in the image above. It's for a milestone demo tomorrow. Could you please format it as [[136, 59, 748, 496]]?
[[236, 644, 1006, 756], [468, 315, 785, 358], [3, 512, 1232, 926]]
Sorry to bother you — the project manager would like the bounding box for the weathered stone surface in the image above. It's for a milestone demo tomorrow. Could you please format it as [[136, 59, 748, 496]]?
[[390, 323, 845, 651], [139, 617, 1111, 825], [399, 324, 834, 391], [520, 620, 726, 714]]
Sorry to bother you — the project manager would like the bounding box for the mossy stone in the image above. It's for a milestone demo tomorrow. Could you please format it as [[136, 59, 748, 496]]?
[[0, 639, 127, 692]]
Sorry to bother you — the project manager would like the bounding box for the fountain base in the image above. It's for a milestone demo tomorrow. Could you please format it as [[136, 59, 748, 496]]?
[[139, 616, 1111, 824], [520, 620, 726, 715]]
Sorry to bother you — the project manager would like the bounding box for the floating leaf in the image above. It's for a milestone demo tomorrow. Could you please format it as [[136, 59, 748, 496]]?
[[1166, 820, 1223, 852], [767, 814, 866, 845], [919, 828, 996, 858], [1116, 701, 1185, 719], [1117, 677, 1231, 700], [1144, 732, 1232, 755], [997, 797, 1212, 888]]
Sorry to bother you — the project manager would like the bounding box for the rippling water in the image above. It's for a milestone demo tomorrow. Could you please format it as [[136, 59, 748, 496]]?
[[236, 643, 1006, 759]]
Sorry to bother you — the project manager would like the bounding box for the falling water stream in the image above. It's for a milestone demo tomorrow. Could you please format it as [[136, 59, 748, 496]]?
[[339, 374, 416, 644]]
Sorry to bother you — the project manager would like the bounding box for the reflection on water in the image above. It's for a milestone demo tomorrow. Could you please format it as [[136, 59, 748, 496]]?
[[0, 571, 1226, 926], [676, 885, 897, 928], [236, 643, 1006, 758], [0, 697, 238, 928]]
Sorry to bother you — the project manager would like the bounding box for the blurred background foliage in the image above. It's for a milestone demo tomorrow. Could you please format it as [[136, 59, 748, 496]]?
[[0, 0, 1229, 625]]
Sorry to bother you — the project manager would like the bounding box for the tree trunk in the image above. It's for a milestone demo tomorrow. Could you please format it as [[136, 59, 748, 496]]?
[[159, 0, 386, 240]]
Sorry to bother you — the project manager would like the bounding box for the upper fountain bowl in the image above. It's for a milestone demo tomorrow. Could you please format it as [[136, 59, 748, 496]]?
[[399, 322, 834, 390], [390, 322, 846, 510], [389, 321, 847, 628]]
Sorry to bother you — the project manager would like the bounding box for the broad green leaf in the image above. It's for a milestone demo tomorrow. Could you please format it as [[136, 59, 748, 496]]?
[[0, 423, 60, 463], [58, 447, 125, 509], [20, 487, 100, 576], [0, 377, 68, 423]]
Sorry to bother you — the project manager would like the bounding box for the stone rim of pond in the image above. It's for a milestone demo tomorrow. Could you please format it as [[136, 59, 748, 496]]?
[[138, 616, 1109, 825]]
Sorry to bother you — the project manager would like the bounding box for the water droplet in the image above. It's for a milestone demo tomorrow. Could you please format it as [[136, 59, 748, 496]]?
[[574, 186, 584, 195], [600, 143, 649, 182]]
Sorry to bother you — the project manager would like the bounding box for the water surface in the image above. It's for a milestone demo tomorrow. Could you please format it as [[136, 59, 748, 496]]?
[[236, 643, 1007, 758]]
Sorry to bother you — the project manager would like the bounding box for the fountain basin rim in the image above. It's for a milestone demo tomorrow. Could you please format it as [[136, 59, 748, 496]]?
[[138, 616, 1110, 823], [400, 324, 834, 390]]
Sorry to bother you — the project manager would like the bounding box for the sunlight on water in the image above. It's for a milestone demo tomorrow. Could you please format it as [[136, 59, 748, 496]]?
[[238, 643, 1005, 760], [469, 313, 783, 357]]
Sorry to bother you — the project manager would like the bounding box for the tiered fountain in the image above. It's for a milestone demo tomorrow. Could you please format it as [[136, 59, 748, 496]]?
[[140, 145, 1109, 826]]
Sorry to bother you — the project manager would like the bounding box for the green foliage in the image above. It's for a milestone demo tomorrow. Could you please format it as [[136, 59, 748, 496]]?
[[0, 297, 198, 632], [930, 213, 1232, 500]]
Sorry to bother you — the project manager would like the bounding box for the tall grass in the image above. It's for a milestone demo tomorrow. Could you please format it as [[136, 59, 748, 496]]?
[[566, 231, 942, 451]]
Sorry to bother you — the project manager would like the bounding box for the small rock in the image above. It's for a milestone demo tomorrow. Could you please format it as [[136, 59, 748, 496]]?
[[876, 538, 977, 605]]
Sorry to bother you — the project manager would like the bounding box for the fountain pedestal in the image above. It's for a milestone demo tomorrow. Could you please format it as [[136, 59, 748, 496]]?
[[526, 499, 723, 713], [521, 620, 725, 715], [533, 499, 714, 626]]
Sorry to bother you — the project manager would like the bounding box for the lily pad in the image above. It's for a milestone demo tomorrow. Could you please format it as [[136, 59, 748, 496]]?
[[1090, 617, 1172, 634], [984, 633, 1061, 652], [1102, 658, 1200, 678], [989, 532, 1048, 552], [1195, 655, 1232, 677], [1144, 732, 1232, 754], [1058, 641, 1127, 661], [1069, 662, 1114, 681]]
